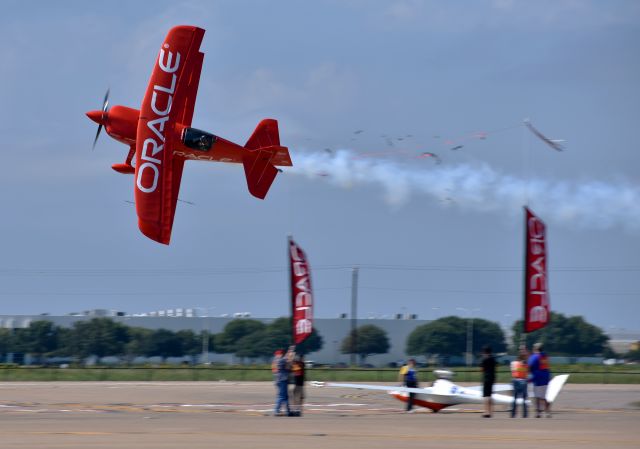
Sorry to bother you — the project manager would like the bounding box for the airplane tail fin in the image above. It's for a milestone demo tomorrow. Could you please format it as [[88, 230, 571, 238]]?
[[243, 119, 292, 199], [245, 118, 280, 149], [546, 374, 569, 403]]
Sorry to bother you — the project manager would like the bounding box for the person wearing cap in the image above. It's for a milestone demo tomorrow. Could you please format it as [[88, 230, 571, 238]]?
[[272, 349, 292, 416], [528, 342, 551, 418], [510, 348, 529, 418], [271, 349, 283, 380]]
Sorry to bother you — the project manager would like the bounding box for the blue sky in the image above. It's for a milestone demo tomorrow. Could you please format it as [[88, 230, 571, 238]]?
[[0, 0, 638, 332]]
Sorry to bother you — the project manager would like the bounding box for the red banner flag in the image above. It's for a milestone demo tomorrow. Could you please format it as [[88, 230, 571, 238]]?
[[524, 207, 550, 333], [289, 237, 313, 344]]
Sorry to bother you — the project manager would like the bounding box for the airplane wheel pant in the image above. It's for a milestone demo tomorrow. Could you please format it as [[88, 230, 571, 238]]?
[[511, 379, 528, 418]]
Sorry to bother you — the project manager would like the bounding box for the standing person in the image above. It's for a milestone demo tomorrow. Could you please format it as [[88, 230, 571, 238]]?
[[271, 349, 282, 381], [290, 355, 305, 416], [403, 358, 419, 413], [480, 345, 496, 418], [528, 342, 551, 418], [272, 348, 292, 416], [510, 348, 529, 418], [397, 361, 408, 384]]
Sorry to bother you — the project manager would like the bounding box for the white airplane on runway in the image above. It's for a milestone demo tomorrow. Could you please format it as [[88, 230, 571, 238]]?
[[314, 370, 569, 413]]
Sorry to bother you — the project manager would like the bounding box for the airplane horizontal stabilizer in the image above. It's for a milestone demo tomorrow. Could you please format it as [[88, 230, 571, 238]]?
[[546, 374, 569, 403], [243, 149, 278, 199]]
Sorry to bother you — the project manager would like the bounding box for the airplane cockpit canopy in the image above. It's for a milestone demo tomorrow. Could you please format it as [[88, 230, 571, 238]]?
[[182, 127, 216, 151], [433, 370, 454, 380]]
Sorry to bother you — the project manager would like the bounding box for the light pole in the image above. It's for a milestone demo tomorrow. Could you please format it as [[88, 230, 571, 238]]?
[[350, 267, 359, 366], [503, 313, 512, 350], [195, 307, 216, 365], [457, 307, 480, 367]]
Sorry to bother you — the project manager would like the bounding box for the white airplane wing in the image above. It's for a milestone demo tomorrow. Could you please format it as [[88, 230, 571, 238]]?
[[324, 382, 433, 395], [467, 383, 513, 393]]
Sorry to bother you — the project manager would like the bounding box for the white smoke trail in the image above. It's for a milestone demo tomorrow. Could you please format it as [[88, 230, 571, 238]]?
[[286, 149, 640, 231]]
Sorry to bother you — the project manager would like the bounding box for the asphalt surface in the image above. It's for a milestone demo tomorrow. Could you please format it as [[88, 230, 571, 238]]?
[[0, 381, 638, 448]]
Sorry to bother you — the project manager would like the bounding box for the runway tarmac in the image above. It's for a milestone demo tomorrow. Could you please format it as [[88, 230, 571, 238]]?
[[0, 381, 638, 448]]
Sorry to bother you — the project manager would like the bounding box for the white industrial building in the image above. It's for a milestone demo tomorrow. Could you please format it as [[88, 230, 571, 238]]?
[[2, 312, 634, 365]]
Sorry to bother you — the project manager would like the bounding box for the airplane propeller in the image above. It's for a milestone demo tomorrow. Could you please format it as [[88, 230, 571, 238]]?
[[92, 88, 110, 150]]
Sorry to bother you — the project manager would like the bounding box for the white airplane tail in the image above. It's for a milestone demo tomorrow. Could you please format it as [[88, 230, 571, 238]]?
[[546, 374, 569, 403]]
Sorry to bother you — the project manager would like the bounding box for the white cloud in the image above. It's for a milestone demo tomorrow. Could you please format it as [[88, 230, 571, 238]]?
[[371, 0, 640, 32], [383, 0, 423, 21], [201, 62, 358, 121]]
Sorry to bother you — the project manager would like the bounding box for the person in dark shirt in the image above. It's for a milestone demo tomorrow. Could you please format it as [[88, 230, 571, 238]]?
[[480, 345, 496, 418], [404, 358, 419, 412], [290, 355, 305, 416]]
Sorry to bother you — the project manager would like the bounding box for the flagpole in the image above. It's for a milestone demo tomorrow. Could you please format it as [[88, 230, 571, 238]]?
[[350, 266, 359, 366], [521, 207, 528, 348], [522, 119, 531, 208], [288, 235, 294, 347], [521, 118, 531, 349]]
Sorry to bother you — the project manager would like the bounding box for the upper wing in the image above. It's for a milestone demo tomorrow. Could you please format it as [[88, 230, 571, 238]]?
[[173, 38, 204, 128], [134, 26, 205, 244]]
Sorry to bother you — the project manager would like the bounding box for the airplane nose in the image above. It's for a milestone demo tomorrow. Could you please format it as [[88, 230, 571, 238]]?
[[86, 110, 105, 125]]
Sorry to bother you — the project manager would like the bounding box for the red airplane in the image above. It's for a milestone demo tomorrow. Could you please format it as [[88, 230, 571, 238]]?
[[86, 25, 292, 245]]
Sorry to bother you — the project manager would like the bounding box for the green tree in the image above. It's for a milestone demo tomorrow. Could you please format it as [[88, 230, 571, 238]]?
[[407, 316, 464, 357], [406, 316, 506, 358], [295, 329, 324, 356], [69, 318, 130, 359], [0, 328, 12, 357], [123, 328, 199, 362], [146, 329, 184, 360], [511, 312, 609, 356], [257, 317, 324, 358], [214, 319, 266, 355], [222, 317, 324, 362], [10, 321, 60, 363], [124, 327, 153, 361], [234, 329, 271, 360], [341, 324, 390, 364], [260, 317, 292, 355], [51, 327, 75, 358], [176, 330, 200, 360]]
